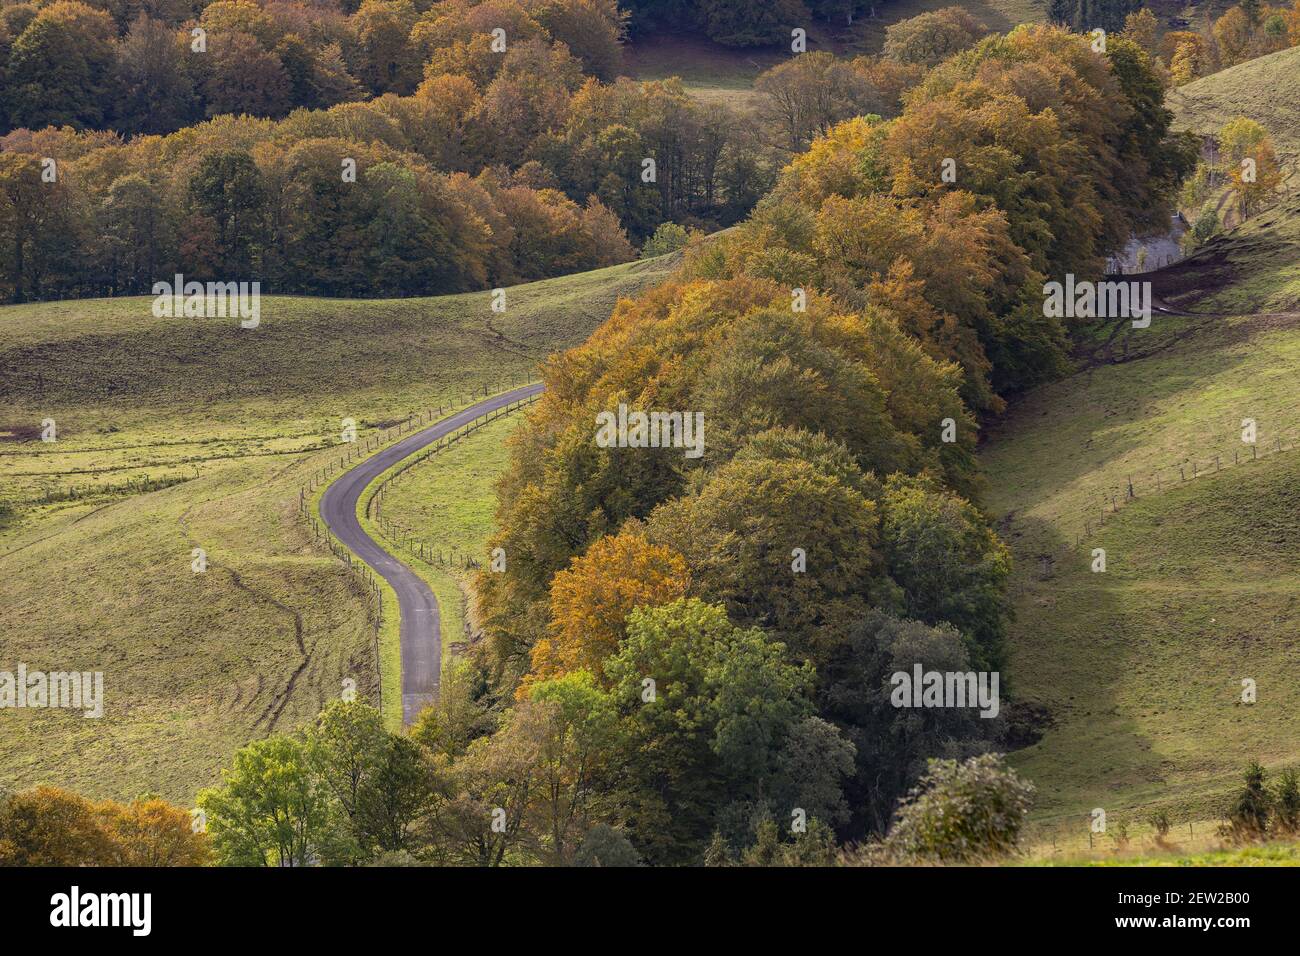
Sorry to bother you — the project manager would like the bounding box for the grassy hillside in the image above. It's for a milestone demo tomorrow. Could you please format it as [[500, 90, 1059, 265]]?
[[1168, 44, 1300, 176], [1164, 44, 1300, 312], [621, 33, 783, 113], [0, 254, 676, 802], [982, 308, 1300, 834]]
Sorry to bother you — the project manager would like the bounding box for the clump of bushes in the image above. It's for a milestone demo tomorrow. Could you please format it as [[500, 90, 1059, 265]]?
[[880, 754, 1035, 863]]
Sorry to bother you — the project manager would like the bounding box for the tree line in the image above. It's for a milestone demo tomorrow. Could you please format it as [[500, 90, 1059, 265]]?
[[0, 2, 1034, 304], [0, 0, 630, 135], [0, 698, 1039, 865], [1057, 2, 1300, 86], [0, 0, 785, 302], [460, 23, 1195, 862]]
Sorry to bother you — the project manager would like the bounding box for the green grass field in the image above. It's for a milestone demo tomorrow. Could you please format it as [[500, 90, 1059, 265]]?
[[0, 255, 675, 802], [1031, 839, 1300, 866], [1169, 44, 1300, 176], [982, 308, 1300, 833], [621, 32, 782, 113]]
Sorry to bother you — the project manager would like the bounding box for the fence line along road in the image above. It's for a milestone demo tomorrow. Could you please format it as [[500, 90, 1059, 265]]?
[[318, 382, 544, 726]]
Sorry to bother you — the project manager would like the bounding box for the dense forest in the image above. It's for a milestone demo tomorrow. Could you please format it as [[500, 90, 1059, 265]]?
[[0, 0, 759, 300], [0, 0, 956, 301], [453, 22, 1195, 863]]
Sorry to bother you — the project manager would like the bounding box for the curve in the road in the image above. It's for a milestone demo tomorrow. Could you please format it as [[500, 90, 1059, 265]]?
[[320, 383, 544, 726]]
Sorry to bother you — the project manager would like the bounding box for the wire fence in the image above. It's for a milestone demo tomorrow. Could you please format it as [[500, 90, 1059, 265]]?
[[368, 392, 542, 570], [1022, 808, 1222, 859], [1015, 428, 1299, 854], [297, 379, 541, 713], [1031, 425, 1299, 572]]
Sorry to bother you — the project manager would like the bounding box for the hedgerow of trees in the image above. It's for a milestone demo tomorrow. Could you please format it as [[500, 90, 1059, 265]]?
[[459, 23, 1193, 862]]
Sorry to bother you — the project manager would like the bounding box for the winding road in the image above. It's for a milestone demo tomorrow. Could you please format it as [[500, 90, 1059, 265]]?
[[320, 382, 544, 726]]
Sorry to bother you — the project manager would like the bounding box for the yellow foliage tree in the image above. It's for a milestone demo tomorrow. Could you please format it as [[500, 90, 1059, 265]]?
[[526, 531, 689, 689], [1221, 118, 1283, 218], [98, 796, 213, 867]]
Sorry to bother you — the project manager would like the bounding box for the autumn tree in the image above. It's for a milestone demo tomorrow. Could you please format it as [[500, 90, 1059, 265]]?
[[111, 14, 196, 134], [201, 31, 292, 118], [0, 786, 115, 866], [529, 0, 627, 80], [529, 530, 689, 686], [423, 703, 547, 866], [1121, 7, 1158, 54], [1213, 5, 1256, 66], [97, 796, 212, 866], [755, 51, 882, 151], [352, 0, 420, 95], [1220, 116, 1282, 219], [645, 455, 884, 668], [882, 6, 986, 68]]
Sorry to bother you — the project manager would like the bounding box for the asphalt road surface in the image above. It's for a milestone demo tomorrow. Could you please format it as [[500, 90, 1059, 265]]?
[[320, 382, 544, 726]]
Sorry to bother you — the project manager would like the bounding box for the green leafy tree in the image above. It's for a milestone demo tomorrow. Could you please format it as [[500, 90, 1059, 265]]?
[[4, 3, 115, 129], [882, 7, 986, 68], [523, 672, 624, 863], [1226, 761, 1272, 841], [0, 151, 82, 303], [305, 700, 439, 859], [410, 659, 496, 760], [1274, 769, 1300, 835], [186, 148, 266, 275], [640, 221, 690, 258], [603, 598, 815, 864], [574, 823, 642, 866], [818, 608, 1001, 836], [697, 0, 809, 47], [646, 454, 885, 667], [198, 736, 340, 866], [879, 474, 1011, 666]]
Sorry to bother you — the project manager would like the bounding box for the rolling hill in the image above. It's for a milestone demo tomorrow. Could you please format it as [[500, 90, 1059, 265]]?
[[0, 254, 677, 802], [982, 304, 1300, 840]]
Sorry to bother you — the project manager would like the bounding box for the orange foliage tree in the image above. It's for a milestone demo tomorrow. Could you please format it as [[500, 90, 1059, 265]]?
[[526, 531, 690, 688]]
